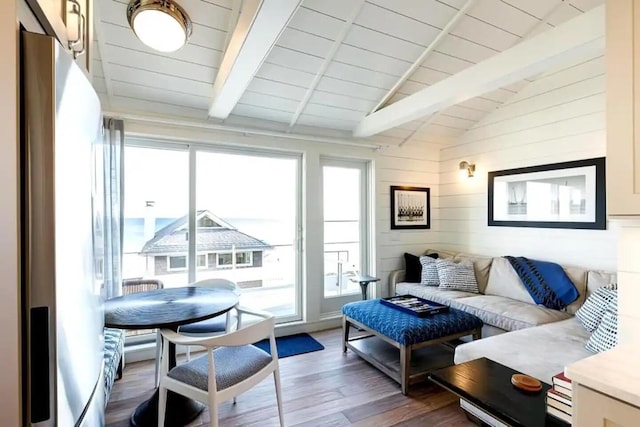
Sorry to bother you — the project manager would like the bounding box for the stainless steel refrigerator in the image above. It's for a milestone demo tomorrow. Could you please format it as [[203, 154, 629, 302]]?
[[22, 31, 105, 426]]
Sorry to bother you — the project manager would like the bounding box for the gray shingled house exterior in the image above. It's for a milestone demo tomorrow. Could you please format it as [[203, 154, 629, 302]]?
[[140, 211, 271, 287]]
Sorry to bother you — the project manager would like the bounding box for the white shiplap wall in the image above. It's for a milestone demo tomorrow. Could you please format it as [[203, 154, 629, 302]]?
[[376, 141, 441, 296], [437, 53, 617, 272]]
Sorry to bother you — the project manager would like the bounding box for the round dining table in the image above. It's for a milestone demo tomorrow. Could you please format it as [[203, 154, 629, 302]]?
[[104, 286, 239, 427]]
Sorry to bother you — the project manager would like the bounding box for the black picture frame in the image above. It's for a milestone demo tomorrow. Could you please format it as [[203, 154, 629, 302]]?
[[487, 157, 606, 230], [390, 186, 430, 230]]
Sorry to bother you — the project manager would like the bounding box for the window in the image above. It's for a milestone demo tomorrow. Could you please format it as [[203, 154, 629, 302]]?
[[197, 254, 207, 268], [195, 150, 300, 321], [235, 251, 252, 265], [217, 253, 232, 267], [322, 159, 369, 298], [168, 256, 187, 270], [122, 142, 302, 324], [216, 251, 252, 268], [197, 216, 220, 228]]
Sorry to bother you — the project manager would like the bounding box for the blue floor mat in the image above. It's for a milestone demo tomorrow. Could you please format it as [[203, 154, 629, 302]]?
[[253, 333, 324, 358]]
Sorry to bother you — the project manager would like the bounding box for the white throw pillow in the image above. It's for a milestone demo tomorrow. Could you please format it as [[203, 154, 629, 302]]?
[[419, 256, 439, 286], [436, 258, 479, 293], [576, 284, 617, 332], [585, 294, 618, 353]]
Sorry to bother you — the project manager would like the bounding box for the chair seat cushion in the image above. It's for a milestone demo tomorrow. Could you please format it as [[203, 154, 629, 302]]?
[[167, 345, 272, 391], [178, 315, 231, 334]]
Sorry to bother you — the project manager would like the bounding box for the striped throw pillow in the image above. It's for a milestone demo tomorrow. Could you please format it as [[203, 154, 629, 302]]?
[[419, 255, 439, 286], [586, 294, 618, 353], [576, 284, 617, 332], [436, 258, 479, 293]]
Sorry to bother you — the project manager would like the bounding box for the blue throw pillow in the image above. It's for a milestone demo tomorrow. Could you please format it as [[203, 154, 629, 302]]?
[[505, 256, 579, 310], [532, 260, 579, 307]]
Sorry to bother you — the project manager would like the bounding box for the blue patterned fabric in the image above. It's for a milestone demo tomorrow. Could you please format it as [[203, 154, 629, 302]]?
[[505, 256, 579, 310], [104, 327, 125, 404], [342, 300, 483, 345]]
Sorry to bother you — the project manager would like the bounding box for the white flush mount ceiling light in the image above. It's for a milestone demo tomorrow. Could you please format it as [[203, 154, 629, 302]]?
[[127, 0, 192, 52]]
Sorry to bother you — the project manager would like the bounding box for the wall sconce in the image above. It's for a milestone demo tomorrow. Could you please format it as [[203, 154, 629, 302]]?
[[459, 161, 476, 178]]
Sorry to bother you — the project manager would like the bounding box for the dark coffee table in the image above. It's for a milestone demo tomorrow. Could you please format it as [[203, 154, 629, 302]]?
[[429, 358, 570, 427]]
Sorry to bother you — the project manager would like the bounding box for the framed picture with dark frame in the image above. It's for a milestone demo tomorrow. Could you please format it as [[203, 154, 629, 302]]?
[[390, 186, 430, 230], [488, 157, 606, 230]]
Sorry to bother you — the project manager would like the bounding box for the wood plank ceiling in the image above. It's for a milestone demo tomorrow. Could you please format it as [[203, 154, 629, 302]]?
[[93, 0, 604, 147]]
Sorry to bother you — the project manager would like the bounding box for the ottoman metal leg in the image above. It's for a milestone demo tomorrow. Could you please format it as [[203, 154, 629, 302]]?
[[342, 316, 350, 353], [400, 344, 411, 395]]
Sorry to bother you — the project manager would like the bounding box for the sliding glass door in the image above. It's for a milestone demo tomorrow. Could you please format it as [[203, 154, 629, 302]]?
[[195, 150, 301, 320], [122, 141, 301, 324]]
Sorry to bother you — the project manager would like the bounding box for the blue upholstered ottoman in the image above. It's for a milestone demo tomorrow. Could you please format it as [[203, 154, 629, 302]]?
[[342, 299, 483, 394]]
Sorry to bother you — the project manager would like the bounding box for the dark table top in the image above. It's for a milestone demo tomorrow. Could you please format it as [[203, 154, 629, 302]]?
[[429, 357, 570, 427], [104, 286, 239, 330]]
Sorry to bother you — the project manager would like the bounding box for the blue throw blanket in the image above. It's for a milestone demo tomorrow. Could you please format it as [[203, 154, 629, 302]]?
[[504, 256, 579, 310]]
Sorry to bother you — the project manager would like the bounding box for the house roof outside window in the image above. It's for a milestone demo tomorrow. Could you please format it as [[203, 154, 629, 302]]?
[[140, 210, 271, 255]]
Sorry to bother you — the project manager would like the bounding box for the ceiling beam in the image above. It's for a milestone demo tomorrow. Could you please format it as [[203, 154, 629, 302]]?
[[353, 4, 605, 138], [208, 0, 302, 119], [288, 0, 366, 128]]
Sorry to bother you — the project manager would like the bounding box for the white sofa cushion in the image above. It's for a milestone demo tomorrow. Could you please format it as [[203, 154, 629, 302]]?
[[450, 295, 572, 331], [454, 318, 592, 383], [484, 257, 535, 304], [395, 282, 477, 305], [586, 270, 617, 298]]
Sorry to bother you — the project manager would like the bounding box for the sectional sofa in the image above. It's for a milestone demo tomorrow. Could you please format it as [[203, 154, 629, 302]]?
[[389, 249, 616, 383]]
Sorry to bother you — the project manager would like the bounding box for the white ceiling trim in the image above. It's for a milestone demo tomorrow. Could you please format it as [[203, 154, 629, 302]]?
[[208, 0, 302, 119], [106, 110, 382, 149], [353, 4, 605, 137], [368, 0, 478, 114], [287, 0, 366, 128], [93, 1, 115, 103]]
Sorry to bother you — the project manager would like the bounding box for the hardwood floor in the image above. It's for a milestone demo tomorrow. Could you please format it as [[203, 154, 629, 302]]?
[[105, 328, 476, 426]]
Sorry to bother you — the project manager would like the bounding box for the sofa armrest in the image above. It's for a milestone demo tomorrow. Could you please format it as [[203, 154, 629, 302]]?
[[389, 269, 406, 295]]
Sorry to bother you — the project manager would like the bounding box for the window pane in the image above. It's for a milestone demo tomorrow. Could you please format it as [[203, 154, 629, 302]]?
[[196, 151, 299, 319], [218, 253, 232, 266], [236, 252, 251, 265], [196, 254, 207, 268], [323, 165, 363, 297], [122, 145, 188, 337], [169, 256, 186, 269]]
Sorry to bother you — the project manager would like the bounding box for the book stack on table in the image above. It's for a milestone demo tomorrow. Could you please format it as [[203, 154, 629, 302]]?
[[546, 372, 573, 424]]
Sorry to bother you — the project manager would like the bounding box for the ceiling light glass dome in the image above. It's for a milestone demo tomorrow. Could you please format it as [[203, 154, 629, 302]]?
[[127, 0, 192, 53]]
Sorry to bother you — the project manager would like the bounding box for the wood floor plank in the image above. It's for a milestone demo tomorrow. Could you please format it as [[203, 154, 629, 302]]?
[[105, 328, 476, 427]]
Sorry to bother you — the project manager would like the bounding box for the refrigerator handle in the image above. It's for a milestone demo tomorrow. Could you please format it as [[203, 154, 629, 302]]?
[[30, 307, 51, 423]]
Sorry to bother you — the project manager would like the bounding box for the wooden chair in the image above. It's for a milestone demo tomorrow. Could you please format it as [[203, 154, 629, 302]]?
[[158, 307, 284, 427], [121, 278, 164, 385]]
